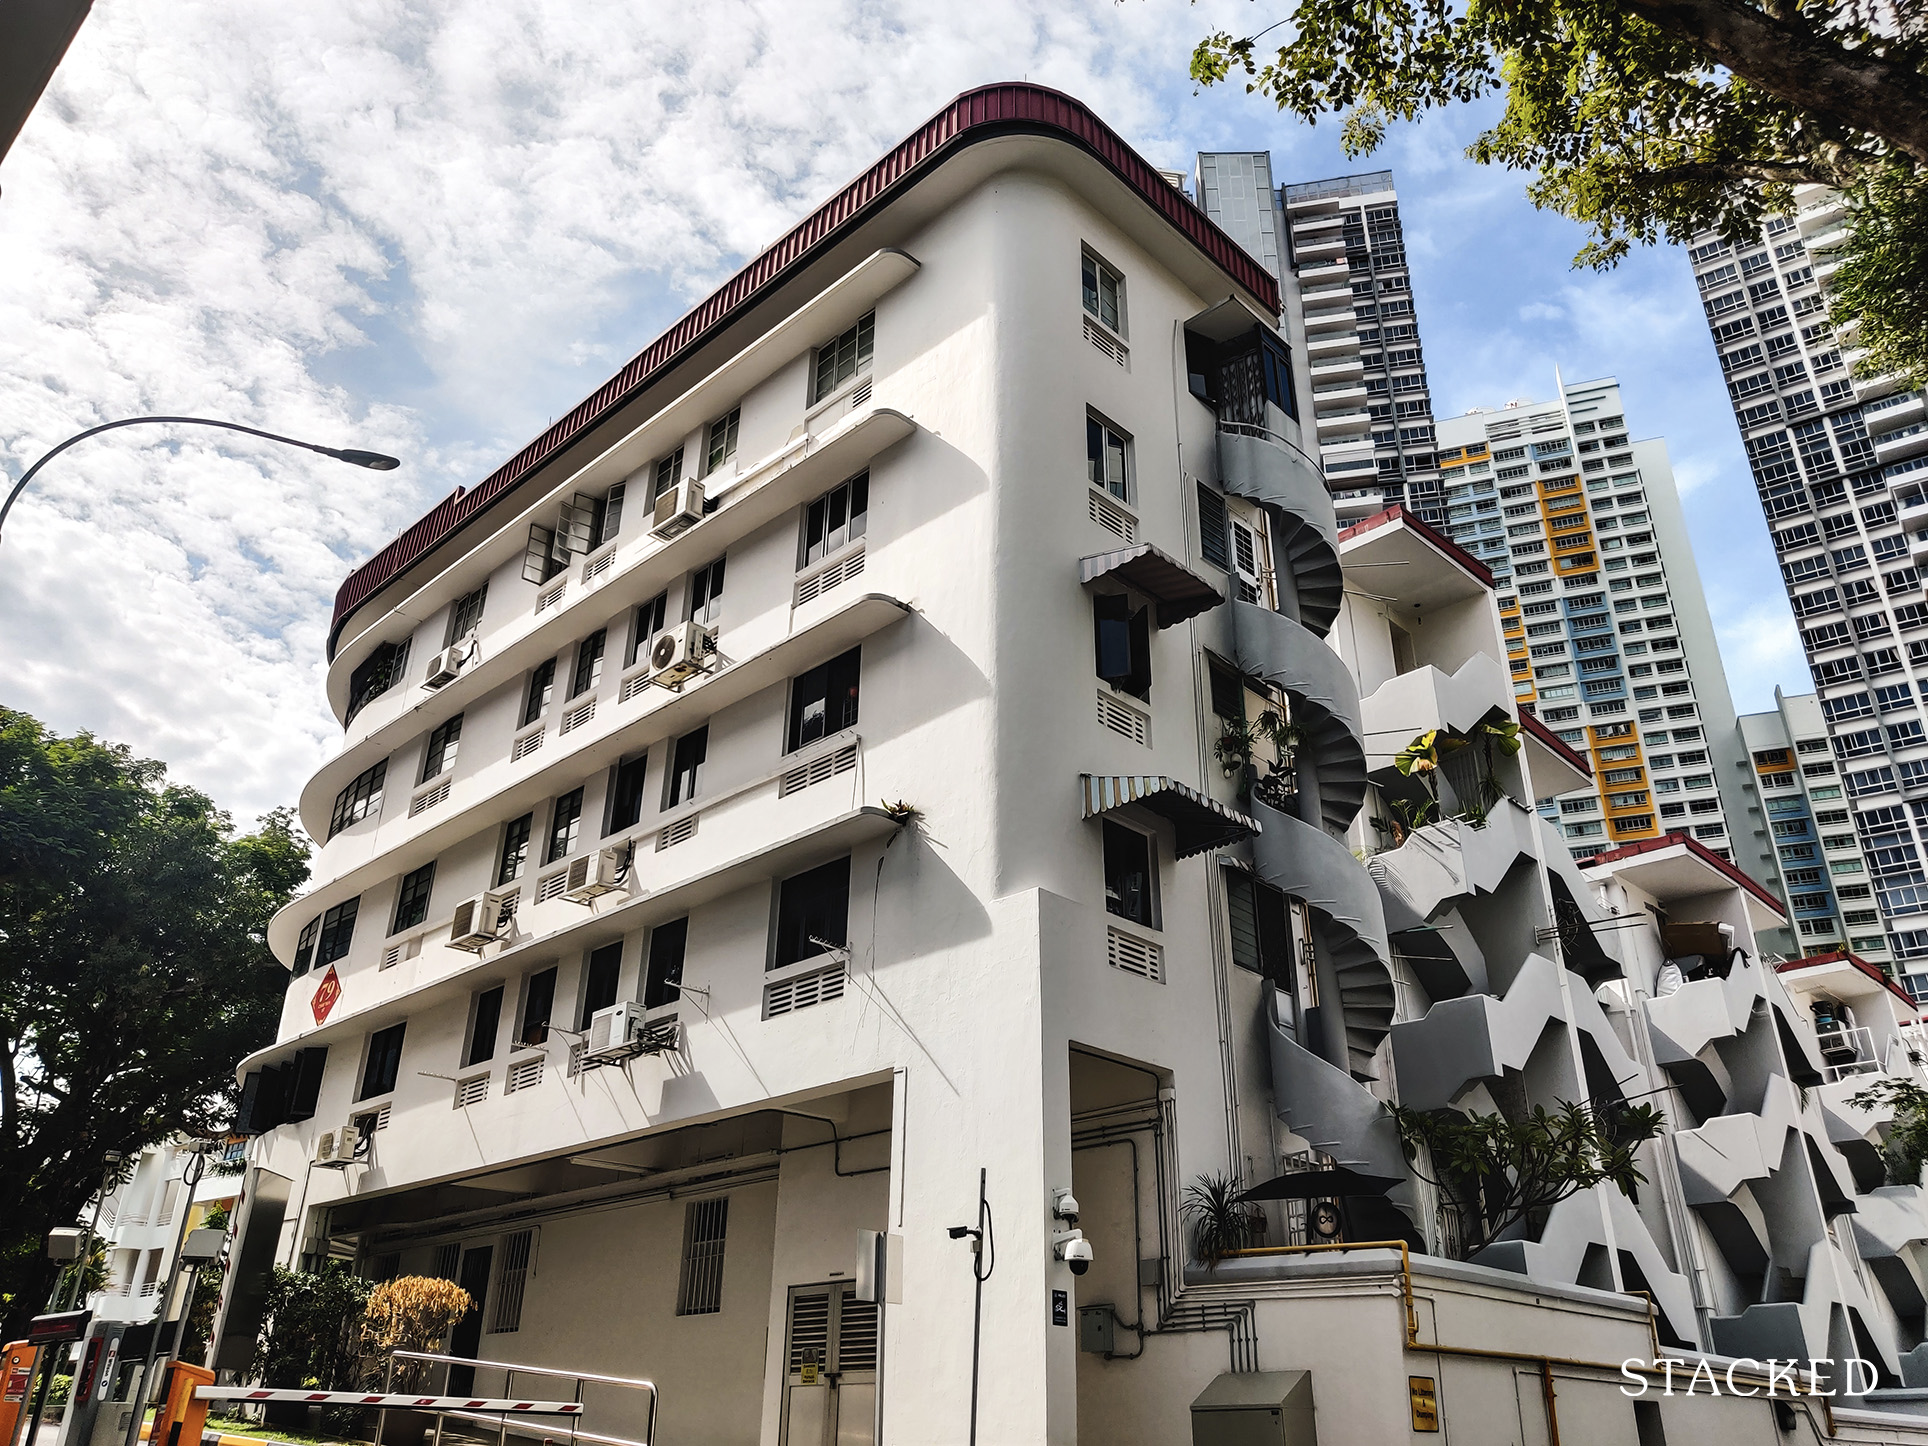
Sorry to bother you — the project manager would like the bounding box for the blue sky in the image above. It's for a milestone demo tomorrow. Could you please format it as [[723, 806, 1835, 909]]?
[[0, 0, 1799, 823]]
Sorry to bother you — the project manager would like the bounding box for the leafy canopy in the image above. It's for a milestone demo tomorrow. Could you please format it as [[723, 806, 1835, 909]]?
[[1193, 0, 1928, 383], [0, 707, 309, 1335]]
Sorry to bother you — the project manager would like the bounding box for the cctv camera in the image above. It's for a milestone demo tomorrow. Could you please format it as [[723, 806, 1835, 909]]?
[[1061, 1237, 1094, 1276], [1051, 1188, 1080, 1224]]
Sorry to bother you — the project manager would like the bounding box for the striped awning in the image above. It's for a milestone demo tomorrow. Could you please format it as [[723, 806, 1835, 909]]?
[[1078, 544, 1224, 628], [1081, 774, 1261, 859]]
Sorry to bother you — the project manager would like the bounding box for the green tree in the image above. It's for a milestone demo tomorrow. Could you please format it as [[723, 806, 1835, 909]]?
[[1192, 0, 1928, 384], [0, 708, 309, 1336], [1847, 1075, 1928, 1186], [251, 1264, 371, 1392], [1393, 1099, 1664, 1258]]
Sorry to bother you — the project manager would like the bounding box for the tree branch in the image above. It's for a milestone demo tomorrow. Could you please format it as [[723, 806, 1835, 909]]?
[[1618, 0, 1928, 167]]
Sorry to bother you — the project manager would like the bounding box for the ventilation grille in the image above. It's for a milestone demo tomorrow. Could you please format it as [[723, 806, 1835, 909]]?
[[511, 728, 544, 762], [565, 1041, 586, 1078], [535, 580, 568, 614], [1088, 489, 1137, 543], [506, 1056, 545, 1093], [764, 960, 847, 1018], [453, 1075, 488, 1109], [620, 670, 652, 702], [582, 549, 615, 585], [561, 698, 597, 735], [409, 780, 451, 817], [536, 871, 569, 904], [1084, 315, 1129, 369], [356, 1104, 392, 1133], [788, 1292, 831, 1374], [1097, 690, 1152, 745], [657, 814, 699, 851], [780, 743, 858, 797], [795, 546, 865, 606], [837, 1296, 879, 1371], [1107, 927, 1165, 982], [381, 945, 402, 969], [489, 1230, 533, 1333], [849, 378, 873, 410]]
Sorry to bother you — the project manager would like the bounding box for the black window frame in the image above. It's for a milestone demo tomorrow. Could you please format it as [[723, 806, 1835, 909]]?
[[346, 639, 411, 724], [626, 592, 669, 667], [391, 862, 436, 935], [1093, 592, 1152, 700], [359, 1022, 406, 1101], [518, 967, 557, 1049], [421, 714, 463, 783], [522, 659, 556, 727], [329, 760, 387, 839], [772, 856, 852, 971], [465, 986, 503, 1068], [546, 788, 585, 865], [446, 586, 488, 645], [1225, 869, 1291, 989], [786, 648, 861, 753], [316, 897, 359, 968], [689, 557, 726, 625], [498, 813, 533, 886], [571, 629, 607, 699], [607, 753, 649, 835], [578, 942, 624, 1029], [1103, 821, 1157, 929], [706, 408, 740, 475], [293, 918, 320, 977], [645, 918, 688, 1009], [666, 727, 708, 809]]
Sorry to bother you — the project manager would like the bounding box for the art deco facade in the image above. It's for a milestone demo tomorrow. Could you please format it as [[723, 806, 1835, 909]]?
[[207, 87, 1928, 1446]]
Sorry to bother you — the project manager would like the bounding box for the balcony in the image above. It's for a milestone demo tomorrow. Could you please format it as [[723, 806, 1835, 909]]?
[[1311, 379, 1369, 405], [1307, 331, 1362, 361], [1309, 353, 1366, 383], [1302, 305, 1358, 333], [1856, 370, 1908, 405], [1795, 192, 1847, 235], [1866, 391, 1926, 429], [1314, 408, 1374, 439], [1295, 256, 1350, 285], [1874, 423, 1928, 467], [1293, 230, 1348, 260]]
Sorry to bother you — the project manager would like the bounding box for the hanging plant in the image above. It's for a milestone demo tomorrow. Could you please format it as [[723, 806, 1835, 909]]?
[[1215, 715, 1258, 776]]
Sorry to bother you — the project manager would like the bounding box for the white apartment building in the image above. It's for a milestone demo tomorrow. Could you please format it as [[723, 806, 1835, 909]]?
[[1688, 190, 1928, 974], [1738, 689, 1900, 975], [1433, 379, 1752, 866], [1194, 163, 1443, 529], [208, 85, 1928, 1445], [87, 1139, 241, 1326]]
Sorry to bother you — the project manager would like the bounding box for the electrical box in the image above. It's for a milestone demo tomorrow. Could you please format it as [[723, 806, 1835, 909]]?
[[1077, 1306, 1115, 1355], [1191, 1370, 1316, 1446]]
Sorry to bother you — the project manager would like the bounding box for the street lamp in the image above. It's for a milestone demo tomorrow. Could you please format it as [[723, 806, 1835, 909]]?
[[0, 415, 401, 544]]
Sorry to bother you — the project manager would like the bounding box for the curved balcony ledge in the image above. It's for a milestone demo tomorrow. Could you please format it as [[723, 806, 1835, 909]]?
[[1231, 602, 1361, 741], [308, 403, 916, 832], [1216, 428, 1335, 542], [1251, 807, 1385, 957], [272, 591, 913, 960], [243, 802, 903, 1079], [1266, 995, 1406, 1180]]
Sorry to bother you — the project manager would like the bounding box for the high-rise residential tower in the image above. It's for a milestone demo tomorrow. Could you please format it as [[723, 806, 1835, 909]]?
[[1687, 187, 1928, 972], [1196, 161, 1443, 527], [1737, 688, 1899, 974], [1434, 377, 1751, 864]]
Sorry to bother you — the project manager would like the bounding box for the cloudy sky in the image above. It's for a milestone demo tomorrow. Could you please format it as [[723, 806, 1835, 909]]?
[[0, 0, 1801, 829]]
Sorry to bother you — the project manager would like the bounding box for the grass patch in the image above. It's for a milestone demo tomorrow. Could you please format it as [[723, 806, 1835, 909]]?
[[205, 1416, 368, 1446]]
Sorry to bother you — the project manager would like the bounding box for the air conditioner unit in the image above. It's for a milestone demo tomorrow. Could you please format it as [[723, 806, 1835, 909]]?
[[650, 477, 705, 539], [585, 1001, 649, 1061], [645, 621, 715, 688], [422, 641, 473, 688], [313, 1123, 360, 1169], [564, 847, 625, 903], [447, 891, 510, 952]]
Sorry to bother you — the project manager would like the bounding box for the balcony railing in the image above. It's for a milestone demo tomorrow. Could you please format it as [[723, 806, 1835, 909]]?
[[1816, 1023, 1879, 1082]]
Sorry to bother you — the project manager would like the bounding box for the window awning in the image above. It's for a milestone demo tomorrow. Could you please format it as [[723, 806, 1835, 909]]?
[[1079, 545, 1224, 628], [1081, 774, 1261, 859]]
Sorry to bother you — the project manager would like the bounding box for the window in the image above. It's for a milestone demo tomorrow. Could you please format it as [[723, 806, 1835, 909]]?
[[518, 967, 557, 1048], [391, 863, 435, 934], [522, 660, 556, 727], [667, 727, 708, 809], [360, 1023, 405, 1101], [498, 814, 533, 886], [813, 312, 874, 401], [571, 630, 606, 699], [546, 788, 585, 864], [773, 856, 851, 968], [689, 557, 726, 626], [706, 408, 740, 475], [293, 918, 320, 976], [1225, 871, 1291, 988], [803, 473, 868, 567], [1086, 415, 1131, 502], [579, 942, 623, 1029], [788, 648, 861, 752], [627, 593, 669, 667], [1197, 484, 1231, 572], [1082, 251, 1124, 335], [312, 898, 359, 970], [651, 447, 686, 506], [347, 637, 413, 725], [421, 715, 462, 782], [330, 760, 387, 839], [607, 754, 649, 834], [645, 917, 687, 1009], [465, 986, 503, 1068], [490, 1229, 534, 1335], [1102, 821, 1157, 928], [1093, 593, 1152, 700], [676, 1197, 728, 1316]]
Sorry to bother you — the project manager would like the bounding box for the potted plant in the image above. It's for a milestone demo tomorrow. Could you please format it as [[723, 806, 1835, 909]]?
[[1182, 1170, 1254, 1268]]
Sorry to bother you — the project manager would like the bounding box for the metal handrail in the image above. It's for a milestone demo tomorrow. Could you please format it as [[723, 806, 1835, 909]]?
[[1215, 419, 1324, 476], [382, 1349, 658, 1446]]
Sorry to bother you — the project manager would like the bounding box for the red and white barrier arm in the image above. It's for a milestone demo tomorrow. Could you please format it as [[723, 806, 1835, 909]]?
[[194, 1387, 583, 1415]]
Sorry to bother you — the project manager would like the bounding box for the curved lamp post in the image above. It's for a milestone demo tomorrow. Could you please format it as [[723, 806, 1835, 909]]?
[[0, 414, 400, 544]]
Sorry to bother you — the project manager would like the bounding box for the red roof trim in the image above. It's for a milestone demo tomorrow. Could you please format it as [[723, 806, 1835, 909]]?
[[1774, 949, 1917, 1007], [1519, 710, 1592, 778], [328, 83, 1279, 658], [1336, 503, 1494, 588], [1579, 829, 1786, 917]]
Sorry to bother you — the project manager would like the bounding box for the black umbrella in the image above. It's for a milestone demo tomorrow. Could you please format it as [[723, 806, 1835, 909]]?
[[1238, 1167, 1402, 1201]]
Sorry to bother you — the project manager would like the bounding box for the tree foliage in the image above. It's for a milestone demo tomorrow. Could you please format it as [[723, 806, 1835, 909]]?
[[1848, 1075, 1928, 1186], [361, 1277, 473, 1389], [0, 708, 309, 1336], [1192, 0, 1928, 383], [1394, 1099, 1664, 1257], [251, 1264, 371, 1391]]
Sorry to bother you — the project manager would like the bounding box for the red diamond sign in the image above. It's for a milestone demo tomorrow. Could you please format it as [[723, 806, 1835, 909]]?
[[312, 965, 341, 1024]]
